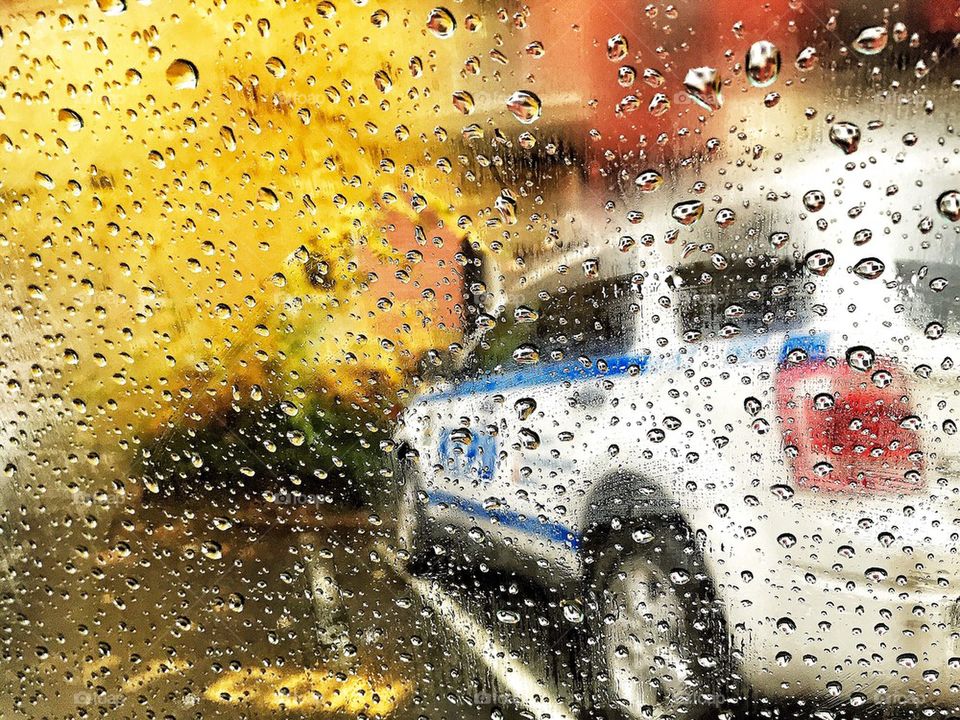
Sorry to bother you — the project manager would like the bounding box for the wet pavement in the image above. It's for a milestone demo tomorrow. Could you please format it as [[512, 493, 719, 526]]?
[[0, 493, 886, 720], [0, 493, 581, 720]]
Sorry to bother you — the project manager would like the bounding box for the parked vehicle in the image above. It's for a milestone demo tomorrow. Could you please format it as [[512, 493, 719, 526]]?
[[394, 116, 960, 717]]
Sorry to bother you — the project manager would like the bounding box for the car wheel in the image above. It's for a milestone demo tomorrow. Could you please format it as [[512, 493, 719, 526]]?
[[587, 521, 726, 720]]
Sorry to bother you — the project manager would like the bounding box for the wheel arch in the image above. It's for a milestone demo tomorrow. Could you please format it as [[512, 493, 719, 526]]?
[[580, 469, 689, 547]]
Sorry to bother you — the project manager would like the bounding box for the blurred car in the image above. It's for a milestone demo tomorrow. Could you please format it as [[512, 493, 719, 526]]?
[[393, 113, 960, 718]]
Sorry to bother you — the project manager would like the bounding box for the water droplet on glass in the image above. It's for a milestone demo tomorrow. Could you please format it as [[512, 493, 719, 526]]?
[[514, 306, 539, 323], [897, 653, 918, 668], [715, 208, 736, 228], [648, 93, 671, 117], [525, 41, 544, 58], [515, 398, 536, 420], [846, 345, 876, 372], [771, 484, 794, 500], [813, 461, 834, 477], [58, 108, 83, 131], [937, 190, 960, 221], [777, 617, 797, 634], [643, 67, 665, 87], [506, 90, 542, 124], [166, 59, 199, 90], [562, 602, 584, 623], [96, 0, 126, 14], [770, 231, 789, 249], [635, 170, 664, 192], [813, 393, 835, 410], [795, 46, 818, 71], [804, 249, 834, 275], [257, 187, 280, 211], [452, 90, 475, 115], [632, 528, 654, 544], [607, 33, 628, 62], [450, 427, 473, 446], [220, 125, 237, 151], [853, 257, 884, 279], [426, 7, 456, 37], [495, 190, 518, 224], [518, 428, 540, 450], [852, 26, 888, 55], [829, 121, 861, 154], [683, 66, 723, 112], [265, 56, 286, 78], [745, 40, 781, 87], [513, 344, 540, 365], [496, 609, 520, 624], [803, 189, 826, 212], [672, 199, 704, 226]]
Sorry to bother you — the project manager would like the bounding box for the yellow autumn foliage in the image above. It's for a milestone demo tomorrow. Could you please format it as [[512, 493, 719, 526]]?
[[0, 0, 478, 438]]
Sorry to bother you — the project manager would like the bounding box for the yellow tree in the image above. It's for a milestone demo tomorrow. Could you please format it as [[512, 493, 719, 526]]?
[[0, 0, 479, 457]]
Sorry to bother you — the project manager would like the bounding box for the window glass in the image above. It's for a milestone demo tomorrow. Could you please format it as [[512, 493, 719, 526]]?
[[3, 1, 960, 719]]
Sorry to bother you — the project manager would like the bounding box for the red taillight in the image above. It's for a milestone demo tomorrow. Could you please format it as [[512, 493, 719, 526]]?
[[775, 359, 923, 493]]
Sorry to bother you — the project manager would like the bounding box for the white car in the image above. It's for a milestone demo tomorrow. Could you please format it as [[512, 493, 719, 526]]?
[[393, 118, 960, 718]]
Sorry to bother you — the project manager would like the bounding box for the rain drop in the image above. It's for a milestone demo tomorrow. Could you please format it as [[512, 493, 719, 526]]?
[[852, 26, 888, 55], [937, 190, 960, 222], [506, 90, 542, 124], [166, 59, 199, 90], [829, 122, 861, 154], [426, 7, 456, 38], [745, 41, 781, 87], [683, 66, 723, 111]]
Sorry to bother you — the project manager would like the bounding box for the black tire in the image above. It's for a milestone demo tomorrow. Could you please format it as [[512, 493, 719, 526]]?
[[584, 517, 729, 720]]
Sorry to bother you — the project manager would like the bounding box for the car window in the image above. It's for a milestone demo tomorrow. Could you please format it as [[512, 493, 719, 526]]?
[[672, 255, 806, 339], [472, 276, 640, 373]]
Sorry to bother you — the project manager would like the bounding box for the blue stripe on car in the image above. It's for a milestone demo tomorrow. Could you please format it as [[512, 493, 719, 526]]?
[[426, 353, 651, 401], [427, 489, 581, 550]]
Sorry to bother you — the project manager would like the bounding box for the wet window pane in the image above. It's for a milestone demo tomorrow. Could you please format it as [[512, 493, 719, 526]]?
[[3, 1, 960, 719]]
